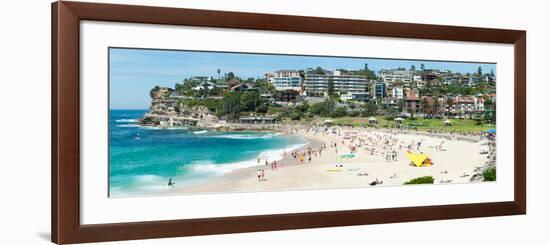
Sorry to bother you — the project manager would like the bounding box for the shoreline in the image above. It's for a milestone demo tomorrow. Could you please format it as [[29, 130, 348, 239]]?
[[169, 126, 491, 194], [168, 132, 323, 193]]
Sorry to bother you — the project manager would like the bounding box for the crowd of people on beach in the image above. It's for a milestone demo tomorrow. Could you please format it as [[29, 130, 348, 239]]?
[[252, 124, 492, 185], [288, 143, 327, 164]]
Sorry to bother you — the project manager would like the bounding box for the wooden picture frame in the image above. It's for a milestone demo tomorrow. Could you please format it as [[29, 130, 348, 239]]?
[[51, 1, 526, 244]]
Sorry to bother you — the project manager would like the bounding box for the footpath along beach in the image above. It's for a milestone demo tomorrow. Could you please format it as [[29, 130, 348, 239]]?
[[175, 126, 494, 194]]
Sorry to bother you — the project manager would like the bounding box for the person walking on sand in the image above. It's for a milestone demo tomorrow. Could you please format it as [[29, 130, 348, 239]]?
[[257, 169, 262, 182], [261, 169, 265, 181]]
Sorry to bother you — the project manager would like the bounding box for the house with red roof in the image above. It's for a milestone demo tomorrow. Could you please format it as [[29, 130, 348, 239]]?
[[403, 90, 421, 114]]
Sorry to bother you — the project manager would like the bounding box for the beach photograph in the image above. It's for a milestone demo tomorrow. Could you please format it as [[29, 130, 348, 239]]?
[[109, 47, 497, 197]]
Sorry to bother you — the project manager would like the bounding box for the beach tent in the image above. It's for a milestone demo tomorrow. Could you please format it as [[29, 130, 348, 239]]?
[[368, 117, 378, 125], [405, 151, 433, 167], [394, 117, 404, 124], [323, 119, 333, 126]]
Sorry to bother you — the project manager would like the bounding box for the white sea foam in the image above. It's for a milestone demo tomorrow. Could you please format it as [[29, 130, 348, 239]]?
[[257, 143, 305, 162], [185, 143, 307, 175], [211, 133, 281, 140], [129, 174, 174, 191], [117, 124, 141, 128], [133, 174, 165, 184], [193, 130, 208, 134], [115, 118, 139, 123], [140, 126, 189, 130]]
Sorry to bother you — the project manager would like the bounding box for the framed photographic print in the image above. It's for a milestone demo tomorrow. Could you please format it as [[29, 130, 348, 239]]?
[[52, 1, 526, 244]]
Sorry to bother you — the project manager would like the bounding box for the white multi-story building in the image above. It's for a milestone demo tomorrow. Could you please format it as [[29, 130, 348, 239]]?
[[267, 70, 303, 92], [304, 70, 367, 96], [392, 86, 404, 99], [379, 69, 414, 85]]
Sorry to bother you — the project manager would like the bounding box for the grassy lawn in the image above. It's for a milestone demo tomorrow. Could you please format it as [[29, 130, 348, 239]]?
[[267, 106, 286, 114], [325, 116, 493, 133]]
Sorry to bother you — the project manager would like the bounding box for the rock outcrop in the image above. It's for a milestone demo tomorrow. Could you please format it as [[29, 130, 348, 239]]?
[[139, 87, 220, 128]]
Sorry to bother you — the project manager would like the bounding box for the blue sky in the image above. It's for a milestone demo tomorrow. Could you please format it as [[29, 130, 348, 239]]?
[[109, 48, 496, 109]]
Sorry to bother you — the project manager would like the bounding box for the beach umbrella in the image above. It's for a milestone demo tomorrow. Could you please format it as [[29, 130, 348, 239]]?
[[444, 119, 452, 126], [368, 117, 378, 125], [486, 129, 496, 134], [394, 117, 404, 126]]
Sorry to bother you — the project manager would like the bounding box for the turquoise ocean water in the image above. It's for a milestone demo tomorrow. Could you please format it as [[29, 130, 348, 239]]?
[[109, 110, 306, 197]]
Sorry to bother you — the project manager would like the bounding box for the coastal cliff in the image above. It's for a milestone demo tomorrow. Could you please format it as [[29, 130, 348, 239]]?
[[139, 86, 220, 128]]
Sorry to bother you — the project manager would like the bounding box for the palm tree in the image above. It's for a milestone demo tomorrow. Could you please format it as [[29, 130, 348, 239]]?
[[217, 69, 221, 80]]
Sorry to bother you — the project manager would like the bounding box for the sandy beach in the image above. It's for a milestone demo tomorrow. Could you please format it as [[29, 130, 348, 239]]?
[[173, 126, 492, 194]]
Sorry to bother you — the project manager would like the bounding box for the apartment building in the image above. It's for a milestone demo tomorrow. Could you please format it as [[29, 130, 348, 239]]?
[[304, 70, 367, 96], [266, 70, 303, 92]]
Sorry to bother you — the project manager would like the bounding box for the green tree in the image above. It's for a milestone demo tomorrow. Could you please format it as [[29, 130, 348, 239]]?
[[149, 85, 160, 98], [289, 110, 302, 120], [396, 99, 404, 112], [255, 104, 268, 113], [296, 101, 310, 113], [410, 65, 416, 70], [226, 72, 235, 80], [348, 110, 360, 117], [208, 87, 223, 96], [421, 98, 431, 114], [362, 100, 378, 116], [420, 63, 425, 70], [253, 79, 276, 94], [475, 81, 488, 93], [222, 92, 241, 120], [309, 100, 334, 116], [239, 90, 260, 112], [432, 98, 441, 116], [446, 97, 454, 116], [327, 78, 335, 97], [360, 63, 378, 80], [330, 107, 348, 118], [313, 66, 325, 75], [201, 98, 222, 113]]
